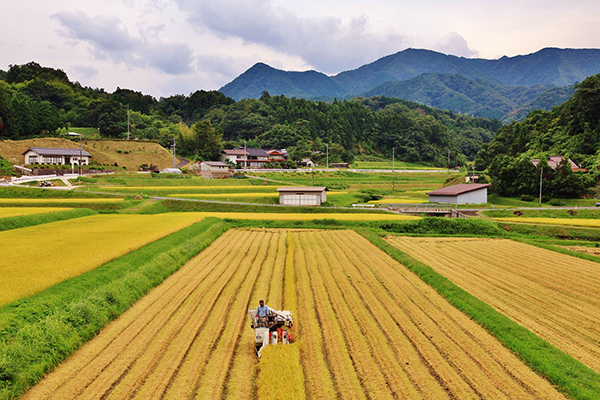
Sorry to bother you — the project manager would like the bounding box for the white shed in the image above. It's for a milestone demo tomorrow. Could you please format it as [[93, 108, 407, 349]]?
[[277, 187, 327, 206], [427, 183, 491, 204], [200, 161, 231, 178]]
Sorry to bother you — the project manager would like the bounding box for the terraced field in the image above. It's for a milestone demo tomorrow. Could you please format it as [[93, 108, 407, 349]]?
[[0, 207, 72, 218], [386, 236, 600, 374], [25, 229, 565, 399]]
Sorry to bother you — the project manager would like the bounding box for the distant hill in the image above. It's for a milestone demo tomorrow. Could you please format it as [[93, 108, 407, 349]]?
[[219, 47, 600, 120], [360, 73, 574, 122]]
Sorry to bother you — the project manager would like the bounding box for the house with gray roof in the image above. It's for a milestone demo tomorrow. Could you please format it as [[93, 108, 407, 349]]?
[[23, 147, 91, 167]]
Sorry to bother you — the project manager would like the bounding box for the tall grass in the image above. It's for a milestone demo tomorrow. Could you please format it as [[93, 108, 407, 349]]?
[[0, 218, 229, 400], [358, 228, 600, 400]]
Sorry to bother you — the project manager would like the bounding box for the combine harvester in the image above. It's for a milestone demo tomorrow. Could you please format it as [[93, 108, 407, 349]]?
[[248, 308, 293, 357]]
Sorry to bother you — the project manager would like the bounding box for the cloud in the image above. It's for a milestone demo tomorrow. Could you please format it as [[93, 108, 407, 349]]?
[[70, 65, 100, 81], [175, 0, 411, 73], [429, 32, 479, 58], [51, 10, 194, 76]]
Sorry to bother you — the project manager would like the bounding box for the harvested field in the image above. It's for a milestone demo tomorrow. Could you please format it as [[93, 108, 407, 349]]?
[[386, 236, 600, 374], [0, 213, 207, 305], [26, 229, 565, 399]]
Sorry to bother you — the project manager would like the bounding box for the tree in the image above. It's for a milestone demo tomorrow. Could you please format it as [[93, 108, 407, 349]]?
[[188, 120, 222, 160]]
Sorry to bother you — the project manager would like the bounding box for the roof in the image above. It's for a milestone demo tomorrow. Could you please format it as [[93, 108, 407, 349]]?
[[277, 186, 327, 192], [223, 149, 247, 155], [532, 156, 587, 172], [24, 147, 92, 157], [427, 184, 491, 196], [244, 148, 270, 157], [201, 161, 228, 167]]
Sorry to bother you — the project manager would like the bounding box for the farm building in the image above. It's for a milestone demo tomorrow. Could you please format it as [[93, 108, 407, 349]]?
[[427, 183, 491, 204], [199, 161, 231, 178], [277, 186, 327, 206], [23, 147, 91, 166], [330, 162, 349, 169], [532, 156, 588, 172]]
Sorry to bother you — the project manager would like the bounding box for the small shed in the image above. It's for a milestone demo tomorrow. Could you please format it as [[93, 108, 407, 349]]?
[[200, 161, 231, 178], [427, 183, 491, 204], [277, 186, 327, 206]]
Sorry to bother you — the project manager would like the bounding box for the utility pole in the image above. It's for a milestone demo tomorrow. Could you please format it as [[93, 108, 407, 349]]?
[[172, 137, 176, 168], [326, 143, 329, 170], [447, 150, 451, 172], [127, 103, 130, 140], [392, 147, 395, 194], [244, 140, 247, 169], [539, 167, 543, 204]]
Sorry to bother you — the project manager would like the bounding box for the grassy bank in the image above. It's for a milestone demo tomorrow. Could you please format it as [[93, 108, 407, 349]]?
[[0, 218, 229, 400], [359, 228, 600, 400]]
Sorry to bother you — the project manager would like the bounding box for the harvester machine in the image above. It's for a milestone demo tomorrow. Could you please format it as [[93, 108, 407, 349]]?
[[248, 308, 293, 357]]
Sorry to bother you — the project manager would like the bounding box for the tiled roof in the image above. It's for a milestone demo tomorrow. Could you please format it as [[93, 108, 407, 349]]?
[[427, 184, 491, 196], [24, 147, 92, 157]]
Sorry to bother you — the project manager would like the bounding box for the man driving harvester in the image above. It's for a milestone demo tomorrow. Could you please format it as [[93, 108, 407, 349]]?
[[255, 300, 271, 327]]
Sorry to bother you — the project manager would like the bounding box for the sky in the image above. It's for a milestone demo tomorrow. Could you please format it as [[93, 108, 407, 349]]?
[[2, 0, 600, 99]]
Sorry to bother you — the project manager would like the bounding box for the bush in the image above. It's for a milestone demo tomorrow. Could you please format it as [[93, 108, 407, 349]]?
[[520, 194, 534, 202], [550, 199, 564, 206]]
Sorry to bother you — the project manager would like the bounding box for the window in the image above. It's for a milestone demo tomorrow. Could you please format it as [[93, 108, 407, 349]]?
[[28, 155, 38, 164]]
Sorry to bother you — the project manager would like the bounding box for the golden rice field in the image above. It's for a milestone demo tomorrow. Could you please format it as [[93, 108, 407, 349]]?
[[101, 186, 264, 190], [0, 213, 208, 306], [169, 191, 348, 198], [386, 236, 600, 374], [0, 198, 124, 204], [0, 207, 72, 218], [368, 198, 427, 204], [26, 229, 565, 399], [179, 211, 419, 221], [493, 217, 600, 228]]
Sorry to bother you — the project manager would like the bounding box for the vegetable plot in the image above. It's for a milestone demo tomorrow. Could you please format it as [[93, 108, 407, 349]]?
[[25, 230, 565, 399], [386, 236, 600, 375]]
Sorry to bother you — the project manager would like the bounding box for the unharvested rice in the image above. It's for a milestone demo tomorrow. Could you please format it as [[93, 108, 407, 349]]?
[[0, 207, 72, 218], [0, 198, 124, 204], [493, 217, 600, 228]]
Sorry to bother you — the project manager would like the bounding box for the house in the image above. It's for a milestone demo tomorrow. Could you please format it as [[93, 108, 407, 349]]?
[[222, 149, 248, 166], [297, 158, 314, 167], [276, 187, 327, 206], [267, 149, 289, 162], [427, 183, 491, 204], [200, 161, 231, 178], [532, 156, 588, 172], [23, 147, 91, 166]]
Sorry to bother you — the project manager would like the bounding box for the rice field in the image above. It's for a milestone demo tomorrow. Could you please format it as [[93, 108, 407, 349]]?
[[0, 207, 72, 218], [493, 217, 600, 228], [0, 213, 208, 306], [169, 192, 348, 198], [0, 198, 124, 204], [175, 212, 419, 221], [25, 229, 565, 399], [386, 236, 600, 374]]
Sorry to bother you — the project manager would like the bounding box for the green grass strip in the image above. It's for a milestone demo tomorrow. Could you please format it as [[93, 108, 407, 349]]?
[[0, 217, 230, 400], [357, 228, 600, 400], [0, 208, 97, 232]]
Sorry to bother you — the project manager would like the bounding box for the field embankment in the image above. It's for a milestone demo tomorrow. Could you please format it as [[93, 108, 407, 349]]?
[[25, 229, 566, 399]]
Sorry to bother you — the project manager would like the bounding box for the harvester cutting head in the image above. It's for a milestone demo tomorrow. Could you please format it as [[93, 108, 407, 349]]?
[[248, 308, 293, 357]]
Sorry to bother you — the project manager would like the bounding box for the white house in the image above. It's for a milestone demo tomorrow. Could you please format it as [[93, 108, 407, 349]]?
[[200, 161, 231, 178], [427, 183, 491, 204], [277, 186, 327, 206], [222, 149, 248, 166], [23, 147, 91, 166]]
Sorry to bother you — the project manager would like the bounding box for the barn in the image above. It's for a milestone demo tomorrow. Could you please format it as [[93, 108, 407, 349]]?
[[427, 183, 491, 204], [277, 187, 327, 206]]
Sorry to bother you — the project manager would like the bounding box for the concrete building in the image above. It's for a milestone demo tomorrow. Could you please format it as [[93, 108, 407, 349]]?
[[200, 161, 231, 178], [277, 186, 327, 206], [23, 147, 91, 167], [427, 183, 491, 204]]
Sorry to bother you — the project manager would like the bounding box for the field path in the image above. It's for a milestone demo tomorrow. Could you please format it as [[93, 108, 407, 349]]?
[[25, 230, 566, 399]]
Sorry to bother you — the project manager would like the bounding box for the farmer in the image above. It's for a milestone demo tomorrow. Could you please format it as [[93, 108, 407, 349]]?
[[256, 300, 271, 327]]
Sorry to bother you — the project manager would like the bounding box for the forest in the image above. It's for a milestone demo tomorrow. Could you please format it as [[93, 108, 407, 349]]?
[[0, 62, 500, 167], [474, 73, 600, 197]]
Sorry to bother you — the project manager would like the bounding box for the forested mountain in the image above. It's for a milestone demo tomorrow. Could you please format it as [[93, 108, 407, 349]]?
[[0, 62, 500, 167], [474, 73, 600, 197], [360, 73, 574, 122], [220, 47, 600, 120]]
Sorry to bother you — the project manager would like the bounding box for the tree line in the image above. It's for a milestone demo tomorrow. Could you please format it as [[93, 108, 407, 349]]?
[[0, 61, 500, 166]]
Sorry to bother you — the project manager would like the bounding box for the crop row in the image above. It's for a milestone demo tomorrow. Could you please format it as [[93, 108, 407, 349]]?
[[25, 229, 566, 399], [0, 207, 72, 218], [386, 236, 600, 375]]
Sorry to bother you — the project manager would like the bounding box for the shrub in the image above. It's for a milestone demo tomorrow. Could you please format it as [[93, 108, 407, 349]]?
[[520, 194, 534, 202]]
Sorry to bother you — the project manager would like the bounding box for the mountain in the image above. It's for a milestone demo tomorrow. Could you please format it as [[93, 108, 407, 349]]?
[[219, 48, 600, 120], [219, 62, 346, 100], [360, 73, 574, 122]]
